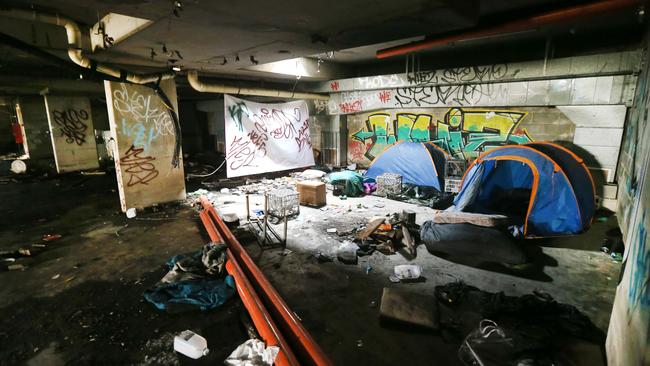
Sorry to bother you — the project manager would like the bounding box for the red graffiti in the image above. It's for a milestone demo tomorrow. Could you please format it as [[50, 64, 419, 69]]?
[[339, 100, 363, 114], [349, 141, 365, 161], [330, 81, 339, 91], [120, 145, 159, 187], [378, 90, 391, 103]]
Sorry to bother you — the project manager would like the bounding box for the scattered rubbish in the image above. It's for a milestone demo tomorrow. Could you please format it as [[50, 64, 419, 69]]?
[[32, 243, 46, 248], [611, 253, 623, 262], [356, 339, 363, 348], [174, 330, 209, 359], [126, 208, 137, 219], [80, 170, 106, 176], [380, 287, 439, 329], [225, 339, 279, 366], [364, 264, 372, 274], [7, 264, 26, 271], [17, 248, 31, 256], [393, 264, 422, 281], [369, 300, 377, 308], [64, 276, 76, 283], [10, 159, 27, 174], [51, 274, 60, 280], [311, 252, 333, 263], [42, 234, 62, 242], [280, 249, 292, 256], [220, 188, 231, 194], [337, 241, 359, 264], [355, 218, 385, 240], [326, 228, 337, 233], [2, 258, 15, 263], [388, 274, 400, 283], [597, 216, 608, 222]]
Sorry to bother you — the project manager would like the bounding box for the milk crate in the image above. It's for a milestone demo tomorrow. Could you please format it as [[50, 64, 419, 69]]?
[[268, 189, 300, 218], [444, 158, 467, 194], [376, 173, 402, 196]]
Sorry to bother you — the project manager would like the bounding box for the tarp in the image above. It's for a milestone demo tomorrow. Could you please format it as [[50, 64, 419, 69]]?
[[365, 142, 447, 190], [224, 95, 315, 177], [451, 144, 594, 237]]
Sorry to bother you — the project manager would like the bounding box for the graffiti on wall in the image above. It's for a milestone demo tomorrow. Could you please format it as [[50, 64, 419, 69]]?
[[349, 107, 532, 162], [120, 144, 159, 187], [224, 95, 314, 177], [52, 108, 90, 146], [112, 83, 176, 153]]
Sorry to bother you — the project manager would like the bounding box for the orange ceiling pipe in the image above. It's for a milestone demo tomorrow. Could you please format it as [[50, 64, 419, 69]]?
[[200, 197, 333, 366], [198, 210, 300, 366], [376, 0, 641, 59]]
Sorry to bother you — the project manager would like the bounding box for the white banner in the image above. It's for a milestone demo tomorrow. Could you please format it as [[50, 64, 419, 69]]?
[[224, 95, 314, 177]]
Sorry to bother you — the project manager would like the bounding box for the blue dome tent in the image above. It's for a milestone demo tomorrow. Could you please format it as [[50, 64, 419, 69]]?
[[451, 144, 595, 237], [365, 142, 448, 191]]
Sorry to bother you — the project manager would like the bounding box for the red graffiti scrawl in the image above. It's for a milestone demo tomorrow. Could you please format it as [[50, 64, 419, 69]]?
[[339, 100, 363, 113], [378, 90, 391, 103], [330, 81, 339, 91], [120, 145, 159, 187]]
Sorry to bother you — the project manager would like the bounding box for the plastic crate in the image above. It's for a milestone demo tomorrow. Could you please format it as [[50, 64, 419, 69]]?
[[267, 189, 300, 218], [376, 173, 402, 196]]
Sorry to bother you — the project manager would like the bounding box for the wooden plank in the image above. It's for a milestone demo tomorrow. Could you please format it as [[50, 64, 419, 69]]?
[[401, 226, 415, 256], [379, 288, 438, 330], [355, 218, 386, 240], [104, 79, 185, 212], [44, 96, 99, 173]]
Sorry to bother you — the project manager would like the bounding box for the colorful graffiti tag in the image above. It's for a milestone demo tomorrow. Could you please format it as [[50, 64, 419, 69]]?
[[349, 108, 532, 162]]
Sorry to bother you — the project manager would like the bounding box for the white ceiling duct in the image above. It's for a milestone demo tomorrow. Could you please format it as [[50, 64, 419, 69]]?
[[0, 8, 174, 84], [187, 71, 329, 101]]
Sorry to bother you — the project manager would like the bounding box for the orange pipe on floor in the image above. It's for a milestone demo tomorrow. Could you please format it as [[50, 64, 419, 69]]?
[[200, 197, 333, 366], [198, 211, 299, 366]]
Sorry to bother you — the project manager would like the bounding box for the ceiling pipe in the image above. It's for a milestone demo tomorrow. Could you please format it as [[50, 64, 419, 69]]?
[[187, 71, 330, 101], [0, 8, 174, 84], [376, 0, 641, 59]]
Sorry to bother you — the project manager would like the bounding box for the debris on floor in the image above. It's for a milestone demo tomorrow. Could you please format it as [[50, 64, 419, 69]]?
[[224, 339, 279, 366]]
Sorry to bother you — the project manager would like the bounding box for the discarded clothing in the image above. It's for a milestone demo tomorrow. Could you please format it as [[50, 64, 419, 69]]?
[[144, 242, 235, 311], [225, 339, 279, 366], [144, 276, 235, 311], [420, 221, 527, 265], [435, 282, 605, 364]]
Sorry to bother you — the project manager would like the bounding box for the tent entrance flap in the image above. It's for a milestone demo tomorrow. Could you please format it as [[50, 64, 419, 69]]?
[[468, 159, 534, 225]]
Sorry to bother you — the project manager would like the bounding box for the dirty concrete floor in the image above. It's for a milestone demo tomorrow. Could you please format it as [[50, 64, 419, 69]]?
[[0, 174, 249, 365], [209, 189, 621, 366], [0, 174, 621, 365]]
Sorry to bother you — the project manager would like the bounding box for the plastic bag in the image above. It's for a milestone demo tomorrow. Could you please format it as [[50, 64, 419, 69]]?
[[458, 320, 515, 366]]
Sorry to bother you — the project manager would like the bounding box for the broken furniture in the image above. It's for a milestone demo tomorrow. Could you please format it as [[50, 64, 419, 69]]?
[[296, 180, 326, 207]]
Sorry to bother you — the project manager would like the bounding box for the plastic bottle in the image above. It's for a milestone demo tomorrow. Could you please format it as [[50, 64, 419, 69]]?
[[174, 330, 209, 359]]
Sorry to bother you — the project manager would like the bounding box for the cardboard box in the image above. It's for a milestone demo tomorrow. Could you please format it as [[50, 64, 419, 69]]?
[[296, 181, 326, 207]]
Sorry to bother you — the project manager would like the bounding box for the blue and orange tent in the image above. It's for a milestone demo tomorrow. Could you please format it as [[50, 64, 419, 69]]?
[[365, 142, 448, 191], [451, 143, 595, 237]]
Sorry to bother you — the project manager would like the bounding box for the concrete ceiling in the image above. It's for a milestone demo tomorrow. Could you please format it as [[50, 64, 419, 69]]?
[[0, 0, 644, 88]]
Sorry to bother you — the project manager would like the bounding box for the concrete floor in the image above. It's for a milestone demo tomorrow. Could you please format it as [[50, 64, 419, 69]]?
[[0, 174, 621, 365]]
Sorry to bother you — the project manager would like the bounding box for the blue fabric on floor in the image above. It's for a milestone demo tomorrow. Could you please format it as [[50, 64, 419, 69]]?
[[144, 275, 235, 311]]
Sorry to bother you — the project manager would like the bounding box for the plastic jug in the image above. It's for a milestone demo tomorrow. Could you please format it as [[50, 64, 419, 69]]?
[[174, 330, 209, 359]]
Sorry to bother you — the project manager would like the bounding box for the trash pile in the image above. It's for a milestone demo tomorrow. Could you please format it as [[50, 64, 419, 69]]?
[[326, 210, 421, 266], [1, 233, 62, 271]]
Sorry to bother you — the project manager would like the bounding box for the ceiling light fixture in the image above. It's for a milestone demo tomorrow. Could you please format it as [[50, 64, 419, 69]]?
[[173, 0, 183, 17], [235, 54, 240, 62], [172, 65, 181, 72], [150, 48, 157, 59], [221, 58, 228, 65], [250, 55, 259, 65]]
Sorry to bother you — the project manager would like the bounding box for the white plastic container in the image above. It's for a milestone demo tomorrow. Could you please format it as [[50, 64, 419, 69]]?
[[174, 330, 209, 359], [393, 264, 422, 280]]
